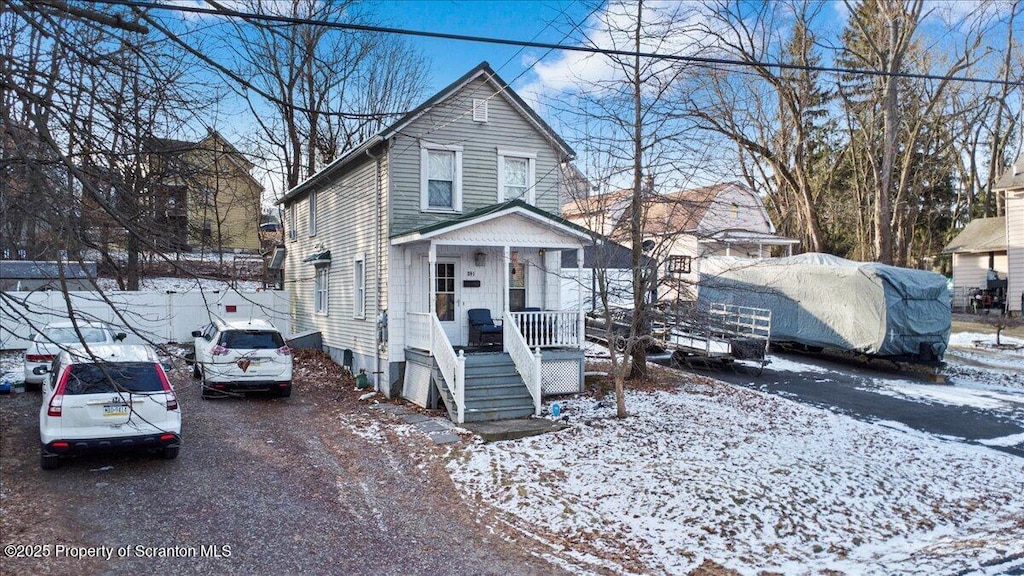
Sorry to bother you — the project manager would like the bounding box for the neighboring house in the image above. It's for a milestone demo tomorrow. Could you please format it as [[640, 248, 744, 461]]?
[[991, 156, 1024, 314], [563, 182, 798, 301], [278, 62, 593, 423], [143, 130, 263, 252], [0, 260, 97, 291], [941, 217, 1007, 310]]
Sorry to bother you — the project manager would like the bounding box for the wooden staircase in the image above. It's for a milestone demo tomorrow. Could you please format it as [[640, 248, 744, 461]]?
[[432, 351, 535, 422]]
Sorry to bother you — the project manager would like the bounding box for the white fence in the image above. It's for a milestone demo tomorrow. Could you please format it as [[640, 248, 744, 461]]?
[[0, 290, 291, 350]]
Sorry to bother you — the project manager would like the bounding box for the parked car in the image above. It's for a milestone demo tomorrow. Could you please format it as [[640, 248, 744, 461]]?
[[192, 318, 292, 398], [37, 344, 181, 470], [24, 321, 126, 390]]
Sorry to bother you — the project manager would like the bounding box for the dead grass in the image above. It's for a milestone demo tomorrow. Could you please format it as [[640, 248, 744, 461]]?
[[952, 312, 1024, 339]]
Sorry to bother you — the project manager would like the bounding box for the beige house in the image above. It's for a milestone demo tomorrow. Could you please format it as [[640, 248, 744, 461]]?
[[990, 157, 1024, 314], [146, 131, 263, 252], [563, 182, 798, 301], [942, 217, 1007, 310]]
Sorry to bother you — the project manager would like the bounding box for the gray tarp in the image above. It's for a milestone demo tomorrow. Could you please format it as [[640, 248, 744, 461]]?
[[698, 254, 950, 360]]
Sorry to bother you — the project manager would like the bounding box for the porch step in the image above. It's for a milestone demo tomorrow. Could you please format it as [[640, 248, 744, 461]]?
[[432, 352, 535, 423]]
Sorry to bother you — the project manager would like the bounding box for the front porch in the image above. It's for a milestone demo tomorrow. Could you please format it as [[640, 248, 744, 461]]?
[[390, 201, 591, 423]]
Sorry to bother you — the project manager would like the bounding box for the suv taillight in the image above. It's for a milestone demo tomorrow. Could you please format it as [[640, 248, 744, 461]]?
[[155, 364, 178, 411], [27, 354, 55, 363], [276, 346, 291, 356], [211, 345, 229, 356], [47, 367, 71, 417]]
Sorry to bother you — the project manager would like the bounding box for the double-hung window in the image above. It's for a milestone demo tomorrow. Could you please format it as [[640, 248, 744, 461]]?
[[497, 149, 536, 204], [353, 254, 366, 319], [308, 190, 318, 236], [420, 143, 463, 212], [288, 203, 297, 241], [314, 265, 329, 314]]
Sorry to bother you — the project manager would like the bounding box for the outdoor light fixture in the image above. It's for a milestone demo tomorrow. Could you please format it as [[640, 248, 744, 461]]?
[[474, 251, 486, 266]]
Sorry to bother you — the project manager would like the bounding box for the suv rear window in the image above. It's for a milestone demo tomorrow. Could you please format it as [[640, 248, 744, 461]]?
[[65, 362, 164, 395], [43, 327, 110, 344], [220, 330, 284, 350]]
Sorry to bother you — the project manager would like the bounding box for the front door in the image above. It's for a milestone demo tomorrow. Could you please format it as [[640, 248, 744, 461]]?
[[433, 259, 461, 344]]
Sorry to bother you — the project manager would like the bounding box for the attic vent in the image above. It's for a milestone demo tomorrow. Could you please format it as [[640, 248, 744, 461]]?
[[472, 98, 488, 122]]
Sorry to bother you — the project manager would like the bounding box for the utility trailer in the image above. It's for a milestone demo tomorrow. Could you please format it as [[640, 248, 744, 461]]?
[[584, 303, 772, 372], [655, 303, 771, 373]]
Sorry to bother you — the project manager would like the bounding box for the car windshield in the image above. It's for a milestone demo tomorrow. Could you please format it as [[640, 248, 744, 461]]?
[[220, 330, 284, 350], [64, 362, 164, 395], [42, 327, 110, 344]]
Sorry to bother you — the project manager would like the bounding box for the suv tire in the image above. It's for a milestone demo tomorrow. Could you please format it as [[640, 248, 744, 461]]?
[[277, 384, 292, 398], [161, 446, 180, 460]]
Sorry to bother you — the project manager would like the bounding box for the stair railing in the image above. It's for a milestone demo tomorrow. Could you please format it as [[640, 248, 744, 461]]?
[[430, 313, 465, 423], [504, 311, 542, 416]]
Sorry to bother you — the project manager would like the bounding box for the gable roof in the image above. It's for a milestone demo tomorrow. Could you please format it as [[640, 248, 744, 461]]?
[[279, 62, 574, 206], [993, 156, 1024, 191], [942, 217, 1007, 254], [390, 199, 593, 245]]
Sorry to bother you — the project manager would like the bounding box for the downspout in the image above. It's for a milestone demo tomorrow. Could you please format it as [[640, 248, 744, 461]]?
[[366, 145, 383, 392]]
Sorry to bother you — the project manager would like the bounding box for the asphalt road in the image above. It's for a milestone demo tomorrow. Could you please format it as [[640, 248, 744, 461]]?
[[652, 349, 1024, 459], [0, 362, 565, 576]]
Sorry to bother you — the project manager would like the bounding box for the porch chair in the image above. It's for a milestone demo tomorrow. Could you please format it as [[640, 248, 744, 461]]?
[[468, 308, 503, 347]]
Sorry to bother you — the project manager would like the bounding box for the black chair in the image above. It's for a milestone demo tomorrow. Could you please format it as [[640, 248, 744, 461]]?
[[468, 309, 503, 346]]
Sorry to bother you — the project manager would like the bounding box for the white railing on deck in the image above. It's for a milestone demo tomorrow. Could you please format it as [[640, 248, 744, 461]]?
[[407, 312, 432, 351], [429, 313, 465, 423], [511, 310, 582, 349], [504, 311, 541, 416]]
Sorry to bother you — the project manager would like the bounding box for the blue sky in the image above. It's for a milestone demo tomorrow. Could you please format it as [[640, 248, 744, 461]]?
[[371, 0, 598, 93]]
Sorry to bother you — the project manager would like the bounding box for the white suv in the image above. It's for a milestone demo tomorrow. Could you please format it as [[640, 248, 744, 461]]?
[[24, 321, 126, 389], [37, 344, 181, 470], [192, 318, 292, 398]]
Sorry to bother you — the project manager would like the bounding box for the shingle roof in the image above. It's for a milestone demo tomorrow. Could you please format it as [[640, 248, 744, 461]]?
[[942, 217, 1007, 254], [993, 157, 1024, 190]]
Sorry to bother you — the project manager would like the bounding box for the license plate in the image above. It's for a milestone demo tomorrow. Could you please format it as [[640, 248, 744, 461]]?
[[104, 404, 129, 417]]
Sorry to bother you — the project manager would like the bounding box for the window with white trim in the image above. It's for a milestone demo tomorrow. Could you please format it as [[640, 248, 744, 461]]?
[[668, 255, 692, 275], [420, 144, 462, 212], [314, 265, 329, 314], [288, 203, 297, 240], [353, 254, 365, 319], [308, 190, 317, 236], [497, 149, 536, 204]]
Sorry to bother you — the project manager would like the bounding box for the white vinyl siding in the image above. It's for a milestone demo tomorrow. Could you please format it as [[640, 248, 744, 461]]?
[[354, 254, 366, 318], [308, 190, 317, 236], [314, 265, 329, 314], [1006, 191, 1024, 313], [420, 144, 463, 213], [497, 149, 536, 204]]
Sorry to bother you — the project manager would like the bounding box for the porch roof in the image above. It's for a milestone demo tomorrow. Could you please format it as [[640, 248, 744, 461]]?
[[390, 200, 595, 248], [698, 229, 800, 246]]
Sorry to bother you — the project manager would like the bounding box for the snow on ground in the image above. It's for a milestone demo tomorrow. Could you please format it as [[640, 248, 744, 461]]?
[[448, 383, 1024, 575], [93, 276, 262, 293]]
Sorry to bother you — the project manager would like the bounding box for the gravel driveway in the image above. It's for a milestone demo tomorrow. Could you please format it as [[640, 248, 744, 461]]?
[[0, 352, 566, 576]]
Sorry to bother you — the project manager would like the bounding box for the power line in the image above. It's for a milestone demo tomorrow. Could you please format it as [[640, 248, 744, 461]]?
[[95, 0, 1024, 88]]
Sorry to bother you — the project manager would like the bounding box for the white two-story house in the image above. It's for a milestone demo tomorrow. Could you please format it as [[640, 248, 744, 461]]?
[[278, 62, 592, 423]]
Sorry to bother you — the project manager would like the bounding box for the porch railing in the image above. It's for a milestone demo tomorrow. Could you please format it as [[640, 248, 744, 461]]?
[[408, 312, 465, 423], [503, 311, 541, 417], [407, 312, 431, 351], [510, 310, 582, 349]]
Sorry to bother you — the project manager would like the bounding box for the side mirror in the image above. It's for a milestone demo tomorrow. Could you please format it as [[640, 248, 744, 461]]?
[[32, 365, 50, 376], [115, 332, 127, 342], [191, 330, 203, 338]]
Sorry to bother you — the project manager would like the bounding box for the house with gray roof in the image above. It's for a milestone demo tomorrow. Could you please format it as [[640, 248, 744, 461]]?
[[277, 62, 592, 423], [942, 217, 1007, 310]]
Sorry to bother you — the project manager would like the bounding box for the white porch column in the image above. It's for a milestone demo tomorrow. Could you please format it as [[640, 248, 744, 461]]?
[[725, 243, 732, 257], [577, 247, 585, 349], [428, 242, 437, 316], [503, 245, 511, 314], [758, 244, 763, 258], [787, 244, 793, 257]]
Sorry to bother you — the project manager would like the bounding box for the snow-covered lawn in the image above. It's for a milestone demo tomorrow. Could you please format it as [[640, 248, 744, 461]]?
[[93, 276, 262, 293], [447, 335, 1024, 575]]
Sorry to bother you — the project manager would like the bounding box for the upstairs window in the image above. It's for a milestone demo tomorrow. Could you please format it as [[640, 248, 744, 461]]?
[[420, 144, 463, 212], [288, 203, 297, 241], [668, 255, 692, 275], [497, 149, 536, 204]]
